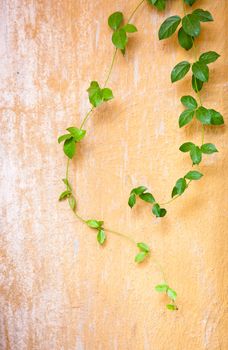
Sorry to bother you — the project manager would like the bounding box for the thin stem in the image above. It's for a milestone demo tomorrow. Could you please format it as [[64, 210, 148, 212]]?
[[104, 48, 118, 87], [201, 125, 205, 145], [66, 158, 70, 190], [127, 0, 145, 23], [103, 227, 137, 244], [80, 107, 94, 130], [160, 196, 180, 206]]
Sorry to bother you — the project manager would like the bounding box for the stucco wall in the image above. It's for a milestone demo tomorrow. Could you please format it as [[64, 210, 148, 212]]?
[[0, 0, 227, 349]]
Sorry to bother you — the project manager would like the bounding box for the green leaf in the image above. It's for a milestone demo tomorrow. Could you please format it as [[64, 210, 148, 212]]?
[[192, 75, 203, 93], [128, 193, 136, 208], [158, 15, 181, 40], [137, 242, 150, 253], [66, 127, 86, 142], [112, 28, 128, 50], [190, 145, 202, 165], [149, 0, 167, 11], [135, 251, 147, 263], [180, 95, 197, 110], [192, 61, 209, 82], [101, 88, 114, 101], [152, 203, 167, 218], [87, 81, 103, 107], [97, 229, 106, 245], [62, 178, 72, 191], [59, 190, 71, 201], [179, 142, 195, 152], [86, 220, 104, 229], [63, 138, 76, 159], [201, 143, 218, 154], [178, 27, 193, 51], [192, 9, 213, 22], [108, 12, 123, 31], [68, 196, 76, 210], [196, 106, 211, 125], [131, 186, 147, 195], [58, 134, 72, 144], [199, 51, 220, 65], [167, 288, 177, 300], [184, 0, 197, 6], [172, 178, 187, 197], [166, 304, 177, 310], [155, 284, 168, 292], [184, 170, 203, 180], [171, 61, 191, 83], [182, 14, 200, 37], [123, 24, 137, 33], [179, 109, 195, 128], [139, 192, 155, 203], [209, 109, 224, 125]]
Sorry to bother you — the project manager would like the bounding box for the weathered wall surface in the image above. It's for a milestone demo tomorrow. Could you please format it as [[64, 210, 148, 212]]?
[[0, 0, 227, 349]]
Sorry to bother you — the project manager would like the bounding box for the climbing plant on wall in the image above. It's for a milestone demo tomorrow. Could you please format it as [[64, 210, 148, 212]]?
[[58, 0, 224, 311]]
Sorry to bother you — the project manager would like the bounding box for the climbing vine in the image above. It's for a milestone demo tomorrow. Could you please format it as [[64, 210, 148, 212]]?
[[58, 0, 224, 311]]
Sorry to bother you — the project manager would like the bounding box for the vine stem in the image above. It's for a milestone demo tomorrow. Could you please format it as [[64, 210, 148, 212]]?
[[182, 0, 204, 146], [127, 0, 145, 23]]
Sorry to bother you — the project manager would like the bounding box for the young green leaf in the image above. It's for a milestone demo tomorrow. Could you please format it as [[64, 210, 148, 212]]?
[[87, 81, 103, 107], [63, 138, 76, 159], [66, 127, 86, 142], [196, 106, 211, 125], [184, 0, 197, 6], [209, 109, 224, 125], [155, 284, 168, 292], [179, 142, 195, 152], [101, 88, 114, 101], [179, 109, 195, 128], [190, 145, 202, 165], [201, 143, 218, 154], [182, 14, 201, 37], [137, 242, 150, 253], [172, 178, 187, 197], [112, 28, 128, 50], [131, 186, 147, 195], [167, 287, 177, 300], [135, 251, 147, 263], [180, 95, 197, 110], [158, 15, 181, 40], [108, 12, 123, 31], [192, 61, 209, 82], [58, 134, 72, 144], [59, 190, 71, 201], [171, 61, 191, 83], [68, 196, 76, 210], [184, 170, 203, 180], [128, 193, 136, 208], [192, 9, 213, 22], [199, 51, 220, 65], [97, 229, 106, 245], [86, 220, 104, 229], [123, 24, 137, 33], [152, 203, 167, 218], [166, 304, 177, 310], [178, 27, 193, 51], [192, 75, 203, 93], [139, 192, 155, 203]]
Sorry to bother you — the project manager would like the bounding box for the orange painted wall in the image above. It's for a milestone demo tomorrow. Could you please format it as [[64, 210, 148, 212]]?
[[1, 0, 227, 349]]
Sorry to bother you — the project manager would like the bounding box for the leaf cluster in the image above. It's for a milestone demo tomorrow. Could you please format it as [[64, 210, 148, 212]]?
[[58, 127, 86, 159], [108, 12, 138, 54], [128, 186, 167, 218], [147, 0, 167, 12], [87, 81, 113, 107], [180, 142, 218, 165], [135, 242, 150, 263], [86, 219, 106, 245], [155, 283, 178, 311]]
